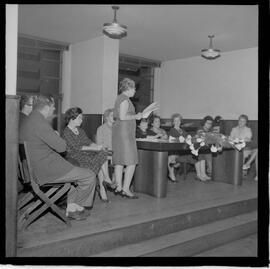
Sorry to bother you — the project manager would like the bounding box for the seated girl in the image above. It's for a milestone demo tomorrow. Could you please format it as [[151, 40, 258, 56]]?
[[62, 107, 114, 202], [230, 114, 257, 181], [136, 119, 161, 139], [195, 115, 214, 181], [167, 113, 197, 182], [148, 115, 168, 140]]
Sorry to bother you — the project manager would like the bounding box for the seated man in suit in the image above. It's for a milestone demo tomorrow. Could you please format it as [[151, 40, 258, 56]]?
[[19, 94, 97, 220]]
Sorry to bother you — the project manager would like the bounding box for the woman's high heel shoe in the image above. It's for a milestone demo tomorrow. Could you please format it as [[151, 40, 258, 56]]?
[[195, 175, 207, 182], [103, 181, 117, 192], [114, 187, 122, 196], [96, 184, 110, 203], [120, 190, 138, 199]]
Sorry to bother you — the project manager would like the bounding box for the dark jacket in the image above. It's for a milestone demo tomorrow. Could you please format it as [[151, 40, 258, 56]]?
[[19, 110, 73, 185]]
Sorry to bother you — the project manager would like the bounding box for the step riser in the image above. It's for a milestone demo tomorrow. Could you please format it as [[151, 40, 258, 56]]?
[[18, 198, 257, 257], [142, 221, 257, 257]]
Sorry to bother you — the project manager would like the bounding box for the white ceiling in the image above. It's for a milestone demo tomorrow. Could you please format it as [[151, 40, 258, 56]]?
[[18, 4, 258, 62]]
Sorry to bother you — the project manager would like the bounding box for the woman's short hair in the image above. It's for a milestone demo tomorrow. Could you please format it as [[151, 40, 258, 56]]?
[[19, 95, 33, 111], [33, 94, 54, 111], [150, 115, 161, 125], [214, 115, 223, 124], [238, 114, 248, 122], [171, 113, 183, 123], [201, 115, 214, 126], [103, 108, 114, 123], [65, 107, 83, 125], [119, 78, 135, 94]]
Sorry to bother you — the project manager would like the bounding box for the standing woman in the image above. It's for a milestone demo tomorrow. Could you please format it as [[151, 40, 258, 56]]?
[[112, 78, 142, 198]]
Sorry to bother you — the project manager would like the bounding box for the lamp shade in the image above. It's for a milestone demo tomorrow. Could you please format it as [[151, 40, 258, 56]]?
[[103, 6, 127, 39], [201, 35, 221, 60]]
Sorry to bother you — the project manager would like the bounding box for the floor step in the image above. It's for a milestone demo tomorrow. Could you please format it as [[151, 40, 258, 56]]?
[[92, 211, 257, 257], [194, 233, 257, 256], [17, 197, 257, 257]]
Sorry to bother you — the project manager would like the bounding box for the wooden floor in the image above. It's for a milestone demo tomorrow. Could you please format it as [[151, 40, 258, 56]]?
[[17, 171, 257, 252]]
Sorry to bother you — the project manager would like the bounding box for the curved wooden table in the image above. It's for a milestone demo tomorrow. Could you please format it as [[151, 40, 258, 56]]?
[[134, 140, 253, 198]]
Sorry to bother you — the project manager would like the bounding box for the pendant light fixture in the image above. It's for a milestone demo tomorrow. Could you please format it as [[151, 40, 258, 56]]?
[[103, 6, 127, 39], [201, 35, 221, 60]]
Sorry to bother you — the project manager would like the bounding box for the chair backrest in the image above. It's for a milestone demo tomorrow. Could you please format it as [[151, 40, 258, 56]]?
[[18, 143, 31, 184], [21, 142, 40, 193]]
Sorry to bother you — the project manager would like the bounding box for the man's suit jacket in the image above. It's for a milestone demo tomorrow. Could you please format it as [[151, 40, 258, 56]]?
[[19, 110, 73, 185]]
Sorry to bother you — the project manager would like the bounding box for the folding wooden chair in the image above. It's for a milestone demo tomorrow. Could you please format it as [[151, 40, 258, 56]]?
[[18, 142, 72, 230]]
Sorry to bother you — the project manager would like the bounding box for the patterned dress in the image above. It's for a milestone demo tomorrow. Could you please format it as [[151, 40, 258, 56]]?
[[62, 127, 108, 175], [112, 93, 138, 165]]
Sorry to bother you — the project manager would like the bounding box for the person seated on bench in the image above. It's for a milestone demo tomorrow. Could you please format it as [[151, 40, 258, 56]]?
[[96, 108, 117, 189], [195, 116, 214, 181], [167, 113, 197, 183], [148, 115, 168, 140], [136, 118, 161, 139], [96, 108, 114, 151], [62, 107, 114, 203], [19, 94, 96, 221], [19, 95, 34, 128], [230, 114, 257, 181]]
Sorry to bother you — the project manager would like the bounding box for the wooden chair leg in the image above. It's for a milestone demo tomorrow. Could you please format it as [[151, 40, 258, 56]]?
[[36, 184, 71, 226], [21, 184, 71, 230], [18, 191, 35, 209], [22, 202, 50, 230], [21, 187, 59, 217], [183, 161, 187, 180]]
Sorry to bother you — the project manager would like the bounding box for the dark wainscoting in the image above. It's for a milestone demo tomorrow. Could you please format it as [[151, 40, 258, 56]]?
[[161, 118, 258, 144], [6, 94, 20, 257], [81, 114, 103, 142]]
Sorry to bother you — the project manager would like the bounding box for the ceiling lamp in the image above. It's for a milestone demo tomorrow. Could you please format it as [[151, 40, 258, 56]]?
[[103, 6, 127, 39], [201, 35, 221, 60]]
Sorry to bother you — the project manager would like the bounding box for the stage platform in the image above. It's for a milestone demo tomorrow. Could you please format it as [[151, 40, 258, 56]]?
[[17, 172, 257, 257]]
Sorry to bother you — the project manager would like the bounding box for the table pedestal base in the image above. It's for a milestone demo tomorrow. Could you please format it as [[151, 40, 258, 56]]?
[[212, 149, 243, 185], [134, 149, 168, 198]]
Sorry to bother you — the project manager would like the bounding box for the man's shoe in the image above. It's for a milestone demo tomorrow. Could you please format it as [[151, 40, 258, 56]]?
[[67, 211, 87, 221], [81, 208, 91, 218]]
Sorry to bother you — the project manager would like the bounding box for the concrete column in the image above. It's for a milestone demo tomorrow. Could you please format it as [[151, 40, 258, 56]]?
[[6, 4, 18, 95], [70, 36, 119, 114], [5, 4, 19, 257], [102, 36, 119, 112]]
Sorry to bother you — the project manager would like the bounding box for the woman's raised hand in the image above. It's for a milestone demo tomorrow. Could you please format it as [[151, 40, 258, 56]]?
[[135, 112, 143, 120]]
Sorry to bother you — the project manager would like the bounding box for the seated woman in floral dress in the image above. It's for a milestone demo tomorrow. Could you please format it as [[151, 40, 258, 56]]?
[[167, 113, 197, 182], [62, 107, 114, 202]]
